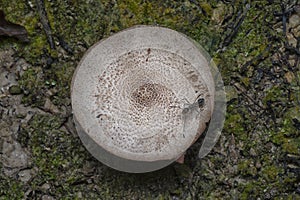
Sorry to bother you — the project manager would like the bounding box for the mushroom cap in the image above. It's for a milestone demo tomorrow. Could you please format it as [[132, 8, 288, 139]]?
[[71, 26, 214, 172]]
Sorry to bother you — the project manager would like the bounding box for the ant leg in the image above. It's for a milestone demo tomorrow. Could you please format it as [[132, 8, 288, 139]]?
[[182, 98, 190, 104]]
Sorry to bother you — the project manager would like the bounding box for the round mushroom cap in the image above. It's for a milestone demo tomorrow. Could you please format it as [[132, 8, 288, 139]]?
[[71, 26, 214, 173]]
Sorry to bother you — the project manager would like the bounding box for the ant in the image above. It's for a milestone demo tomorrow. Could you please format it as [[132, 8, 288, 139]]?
[[170, 95, 205, 113], [181, 96, 205, 138], [182, 96, 205, 115]]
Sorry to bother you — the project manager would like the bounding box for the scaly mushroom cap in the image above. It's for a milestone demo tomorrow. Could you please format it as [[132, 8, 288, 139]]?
[[71, 26, 214, 172]]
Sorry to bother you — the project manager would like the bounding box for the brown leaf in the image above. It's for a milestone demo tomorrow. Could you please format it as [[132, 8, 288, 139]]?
[[0, 10, 29, 42]]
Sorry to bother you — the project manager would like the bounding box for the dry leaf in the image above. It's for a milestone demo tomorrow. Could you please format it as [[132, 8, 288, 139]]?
[[0, 10, 28, 42]]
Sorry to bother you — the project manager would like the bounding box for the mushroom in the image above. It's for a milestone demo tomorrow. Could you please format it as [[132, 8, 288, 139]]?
[[71, 26, 217, 173]]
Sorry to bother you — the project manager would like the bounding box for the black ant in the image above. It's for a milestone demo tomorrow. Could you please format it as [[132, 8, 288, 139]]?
[[182, 96, 205, 115], [181, 96, 205, 138]]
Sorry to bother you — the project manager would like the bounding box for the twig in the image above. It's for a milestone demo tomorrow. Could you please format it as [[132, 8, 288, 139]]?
[[35, 0, 55, 49], [56, 35, 73, 55], [273, 2, 300, 36], [232, 82, 266, 111], [222, 3, 250, 47], [0, 10, 29, 42]]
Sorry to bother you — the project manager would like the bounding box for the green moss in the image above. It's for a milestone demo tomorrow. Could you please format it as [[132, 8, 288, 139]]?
[[283, 175, 297, 186], [216, 1, 281, 75], [263, 86, 286, 106], [282, 106, 300, 137], [238, 159, 257, 177], [23, 15, 39, 34], [8, 85, 22, 95], [270, 128, 299, 154], [200, 2, 213, 16], [282, 139, 299, 154], [224, 113, 246, 140], [0, 1, 30, 23], [261, 165, 281, 182], [19, 114, 88, 195], [0, 176, 24, 200], [18, 67, 45, 106], [23, 35, 49, 61], [239, 181, 262, 199], [268, 106, 300, 154], [286, 194, 300, 200], [45, 62, 75, 106]]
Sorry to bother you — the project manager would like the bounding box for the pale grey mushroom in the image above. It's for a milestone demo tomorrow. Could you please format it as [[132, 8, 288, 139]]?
[[71, 26, 217, 173]]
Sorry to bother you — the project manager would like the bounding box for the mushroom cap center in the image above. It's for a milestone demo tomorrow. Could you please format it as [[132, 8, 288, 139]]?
[[131, 83, 170, 108]]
